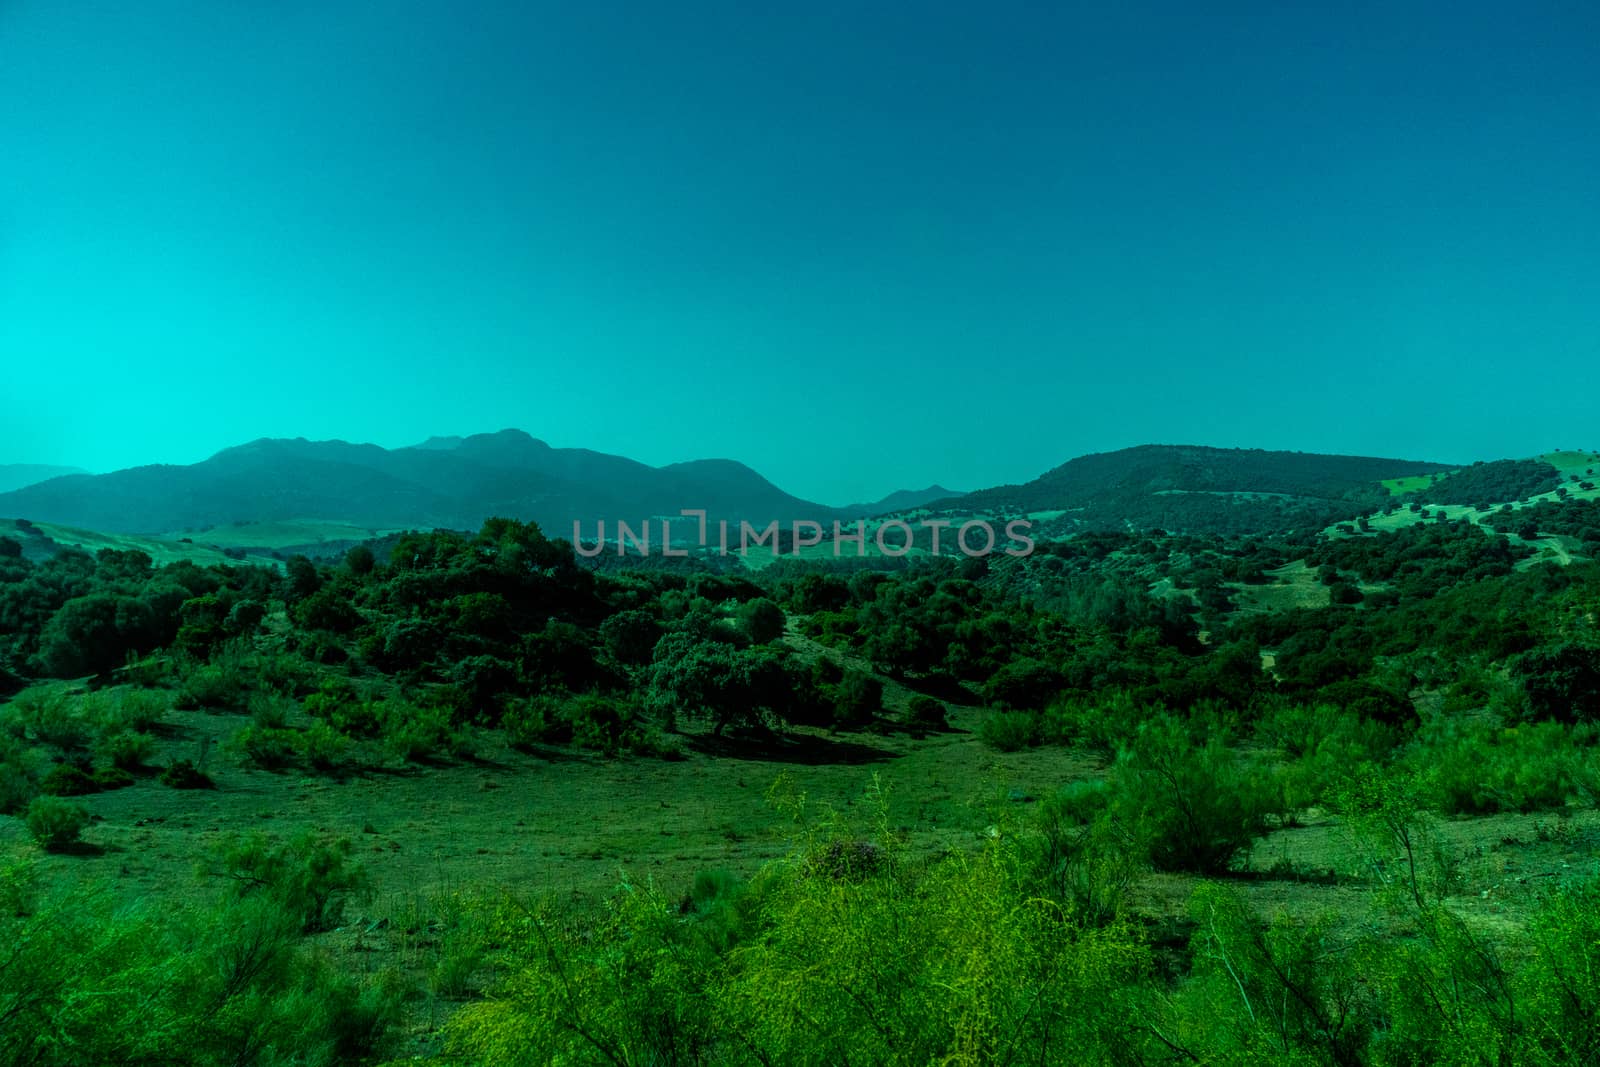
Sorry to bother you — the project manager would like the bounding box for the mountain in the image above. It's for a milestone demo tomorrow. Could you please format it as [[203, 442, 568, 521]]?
[[0, 430, 837, 540], [0, 464, 88, 495], [934, 445, 1454, 536], [844, 485, 966, 516]]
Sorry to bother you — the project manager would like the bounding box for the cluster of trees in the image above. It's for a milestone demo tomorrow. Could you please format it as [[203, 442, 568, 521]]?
[[1484, 497, 1600, 551], [1306, 518, 1531, 598], [1418, 458, 1560, 506], [0, 537, 275, 680]]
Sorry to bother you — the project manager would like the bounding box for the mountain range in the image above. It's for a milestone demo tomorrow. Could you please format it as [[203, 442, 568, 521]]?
[[0, 431, 946, 540], [0, 434, 1473, 545]]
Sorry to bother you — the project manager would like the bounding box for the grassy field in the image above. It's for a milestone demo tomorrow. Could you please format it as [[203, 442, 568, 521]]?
[[9, 664, 1596, 1058], [1381, 472, 1450, 494], [176, 519, 405, 551], [13, 520, 284, 569]]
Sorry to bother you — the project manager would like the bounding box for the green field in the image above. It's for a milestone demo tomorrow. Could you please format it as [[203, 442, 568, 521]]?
[[13, 520, 284, 569], [1381, 471, 1451, 494]]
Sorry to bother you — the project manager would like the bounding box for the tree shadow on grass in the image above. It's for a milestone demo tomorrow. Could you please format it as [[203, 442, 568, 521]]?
[[897, 673, 981, 707], [685, 729, 897, 766]]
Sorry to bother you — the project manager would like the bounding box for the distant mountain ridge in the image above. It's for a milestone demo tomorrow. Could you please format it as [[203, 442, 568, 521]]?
[[844, 485, 966, 515], [0, 464, 88, 495], [0, 437, 1459, 542], [0, 430, 925, 539]]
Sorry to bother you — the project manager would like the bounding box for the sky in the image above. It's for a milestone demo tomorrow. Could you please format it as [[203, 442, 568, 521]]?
[[2, 2, 1598, 506]]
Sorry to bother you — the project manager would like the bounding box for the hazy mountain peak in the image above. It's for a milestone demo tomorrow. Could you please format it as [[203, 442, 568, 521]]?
[[411, 435, 465, 451]]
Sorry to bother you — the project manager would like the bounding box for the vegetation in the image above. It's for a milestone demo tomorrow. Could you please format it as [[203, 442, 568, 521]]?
[[4, 474, 1600, 1060]]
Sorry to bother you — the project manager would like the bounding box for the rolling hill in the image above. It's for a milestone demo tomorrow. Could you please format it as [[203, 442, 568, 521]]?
[[920, 445, 1456, 536]]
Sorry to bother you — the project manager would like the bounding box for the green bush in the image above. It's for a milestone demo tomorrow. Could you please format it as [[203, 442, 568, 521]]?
[[248, 689, 294, 729], [205, 831, 368, 933], [503, 694, 571, 750], [0, 857, 402, 1064], [381, 698, 465, 763], [235, 725, 300, 771], [739, 597, 787, 644], [25, 795, 89, 851], [159, 758, 215, 790], [7, 689, 93, 753], [1106, 714, 1274, 874], [302, 722, 351, 773], [980, 709, 1041, 752], [905, 694, 948, 731], [174, 662, 245, 710], [1412, 717, 1596, 814], [98, 729, 156, 772], [0, 740, 40, 815], [39, 762, 100, 797]]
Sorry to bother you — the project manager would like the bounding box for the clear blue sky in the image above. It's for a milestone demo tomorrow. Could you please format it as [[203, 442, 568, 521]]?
[[2, 2, 1597, 505]]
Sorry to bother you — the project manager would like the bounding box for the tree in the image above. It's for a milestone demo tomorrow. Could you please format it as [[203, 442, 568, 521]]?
[[345, 544, 376, 576], [35, 593, 158, 677], [599, 609, 662, 666], [739, 598, 786, 645]]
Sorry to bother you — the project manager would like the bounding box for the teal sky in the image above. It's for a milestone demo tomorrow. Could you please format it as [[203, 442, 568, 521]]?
[[3, 3, 1598, 506]]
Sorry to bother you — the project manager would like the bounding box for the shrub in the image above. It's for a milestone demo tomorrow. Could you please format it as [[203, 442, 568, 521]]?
[[205, 831, 368, 933], [982, 657, 1066, 711], [25, 795, 89, 851], [980, 709, 1042, 752], [302, 721, 351, 773], [0, 739, 40, 815], [1041, 691, 1151, 756], [600, 609, 664, 666], [1412, 717, 1595, 814], [254, 650, 315, 696], [1107, 714, 1274, 874], [7, 689, 93, 753], [248, 689, 295, 730], [503, 694, 571, 749], [381, 698, 465, 763], [96, 729, 156, 771], [40, 762, 100, 796], [829, 670, 883, 729], [175, 662, 245, 710], [1029, 780, 1143, 926], [160, 758, 215, 790], [739, 598, 787, 645], [905, 695, 948, 731], [568, 694, 635, 756], [235, 725, 300, 771]]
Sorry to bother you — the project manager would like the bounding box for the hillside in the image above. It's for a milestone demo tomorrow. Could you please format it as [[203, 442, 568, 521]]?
[[942, 444, 1454, 536], [0, 464, 87, 495]]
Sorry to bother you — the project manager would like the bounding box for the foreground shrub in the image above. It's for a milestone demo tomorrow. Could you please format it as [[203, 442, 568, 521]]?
[[204, 831, 368, 933], [0, 848, 402, 1065], [1410, 716, 1597, 814], [1106, 714, 1274, 874], [24, 795, 89, 851], [5, 689, 93, 753], [174, 662, 245, 710], [380, 698, 466, 763], [446, 832, 1152, 1066], [159, 758, 214, 790], [98, 729, 157, 772], [904, 694, 948, 731], [979, 708, 1041, 752], [234, 725, 300, 771]]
